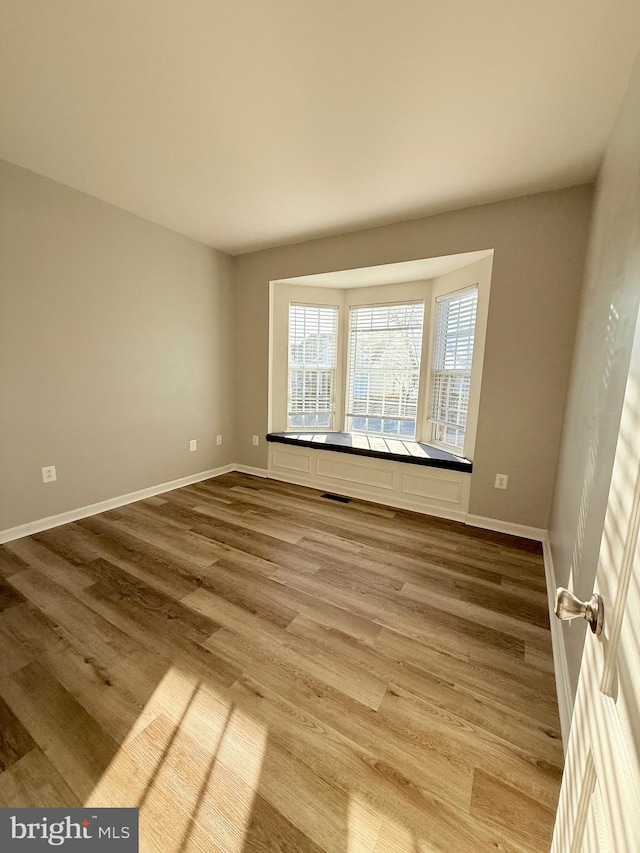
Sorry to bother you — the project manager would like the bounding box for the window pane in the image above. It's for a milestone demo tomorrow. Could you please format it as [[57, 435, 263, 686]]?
[[288, 304, 338, 429], [400, 420, 415, 437], [346, 302, 424, 438], [430, 289, 478, 450]]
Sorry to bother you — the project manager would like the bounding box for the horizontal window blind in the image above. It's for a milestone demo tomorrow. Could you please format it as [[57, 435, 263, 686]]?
[[288, 304, 338, 429], [346, 302, 424, 439], [429, 287, 478, 449]]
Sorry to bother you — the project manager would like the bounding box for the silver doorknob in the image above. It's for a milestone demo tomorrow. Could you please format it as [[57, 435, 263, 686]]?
[[554, 587, 604, 635]]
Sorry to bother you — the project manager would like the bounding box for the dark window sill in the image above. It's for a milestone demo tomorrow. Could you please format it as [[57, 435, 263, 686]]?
[[266, 432, 472, 473]]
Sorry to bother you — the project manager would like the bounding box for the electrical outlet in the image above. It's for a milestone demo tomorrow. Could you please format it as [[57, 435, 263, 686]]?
[[495, 473, 509, 490], [216, 435, 222, 446], [42, 465, 57, 483], [189, 439, 197, 452], [252, 435, 260, 446]]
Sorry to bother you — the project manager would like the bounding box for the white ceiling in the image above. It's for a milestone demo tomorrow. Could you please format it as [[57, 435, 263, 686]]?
[[275, 250, 493, 289], [1, 1, 639, 255]]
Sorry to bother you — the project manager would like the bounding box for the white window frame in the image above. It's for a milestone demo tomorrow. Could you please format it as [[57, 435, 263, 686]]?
[[344, 300, 425, 440], [287, 302, 339, 431], [427, 285, 478, 453]]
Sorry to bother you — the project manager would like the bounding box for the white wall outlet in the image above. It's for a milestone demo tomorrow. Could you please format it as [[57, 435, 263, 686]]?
[[189, 439, 197, 452], [252, 435, 260, 446], [495, 473, 509, 490], [42, 465, 57, 483], [216, 435, 223, 446]]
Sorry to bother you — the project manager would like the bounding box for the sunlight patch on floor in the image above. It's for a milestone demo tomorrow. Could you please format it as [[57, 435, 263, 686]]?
[[85, 665, 268, 852]]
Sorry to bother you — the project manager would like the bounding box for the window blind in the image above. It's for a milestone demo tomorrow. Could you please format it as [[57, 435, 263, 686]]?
[[288, 304, 338, 429], [429, 287, 478, 449], [346, 302, 424, 439]]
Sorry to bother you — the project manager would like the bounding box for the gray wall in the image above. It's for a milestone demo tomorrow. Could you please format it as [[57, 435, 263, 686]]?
[[0, 160, 236, 531], [234, 186, 593, 529], [0, 160, 599, 537], [549, 53, 640, 697]]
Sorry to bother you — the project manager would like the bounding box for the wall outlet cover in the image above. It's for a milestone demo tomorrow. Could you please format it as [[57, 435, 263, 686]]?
[[42, 465, 57, 483]]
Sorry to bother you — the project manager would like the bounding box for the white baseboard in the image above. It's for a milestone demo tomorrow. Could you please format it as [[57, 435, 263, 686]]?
[[0, 464, 236, 544], [542, 533, 573, 752], [233, 465, 269, 478], [465, 514, 546, 542]]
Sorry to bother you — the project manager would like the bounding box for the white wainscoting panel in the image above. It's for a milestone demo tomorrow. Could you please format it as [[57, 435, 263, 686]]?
[[317, 456, 395, 490], [401, 471, 462, 504], [273, 448, 312, 473], [268, 444, 470, 520]]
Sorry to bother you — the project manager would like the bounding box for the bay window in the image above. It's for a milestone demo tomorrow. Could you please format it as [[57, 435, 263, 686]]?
[[283, 281, 480, 456]]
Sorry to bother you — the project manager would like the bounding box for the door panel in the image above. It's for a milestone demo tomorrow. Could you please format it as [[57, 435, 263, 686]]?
[[552, 310, 640, 852]]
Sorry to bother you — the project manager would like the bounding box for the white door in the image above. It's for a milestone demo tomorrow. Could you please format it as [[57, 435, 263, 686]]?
[[552, 311, 640, 850]]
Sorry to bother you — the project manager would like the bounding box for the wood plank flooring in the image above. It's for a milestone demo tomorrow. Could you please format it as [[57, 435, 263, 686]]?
[[0, 473, 563, 852]]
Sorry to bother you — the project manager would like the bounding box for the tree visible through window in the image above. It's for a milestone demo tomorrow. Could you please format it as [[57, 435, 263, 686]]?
[[429, 287, 478, 449], [346, 302, 425, 439], [288, 304, 338, 429]]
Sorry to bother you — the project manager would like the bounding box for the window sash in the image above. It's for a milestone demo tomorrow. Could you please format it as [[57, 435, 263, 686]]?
[[288, 304, 338, 430], [429, 288, 478, 449], [346, 301, 424, 439]]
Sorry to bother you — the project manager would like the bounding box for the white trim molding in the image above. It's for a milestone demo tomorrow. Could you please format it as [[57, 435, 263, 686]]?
[[542, 532, 573, 752], [0, 464, 236, 544], [465, 514, 546, 542]]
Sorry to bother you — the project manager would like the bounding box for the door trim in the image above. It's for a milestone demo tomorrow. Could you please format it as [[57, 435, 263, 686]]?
[[543, 533, 574, 751]]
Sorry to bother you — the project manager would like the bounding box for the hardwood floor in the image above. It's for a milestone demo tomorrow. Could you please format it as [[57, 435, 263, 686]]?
[[0, 473, 562, 852]]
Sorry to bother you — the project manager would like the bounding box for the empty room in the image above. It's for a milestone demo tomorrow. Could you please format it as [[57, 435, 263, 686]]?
[[1, 2, 639, 851]]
